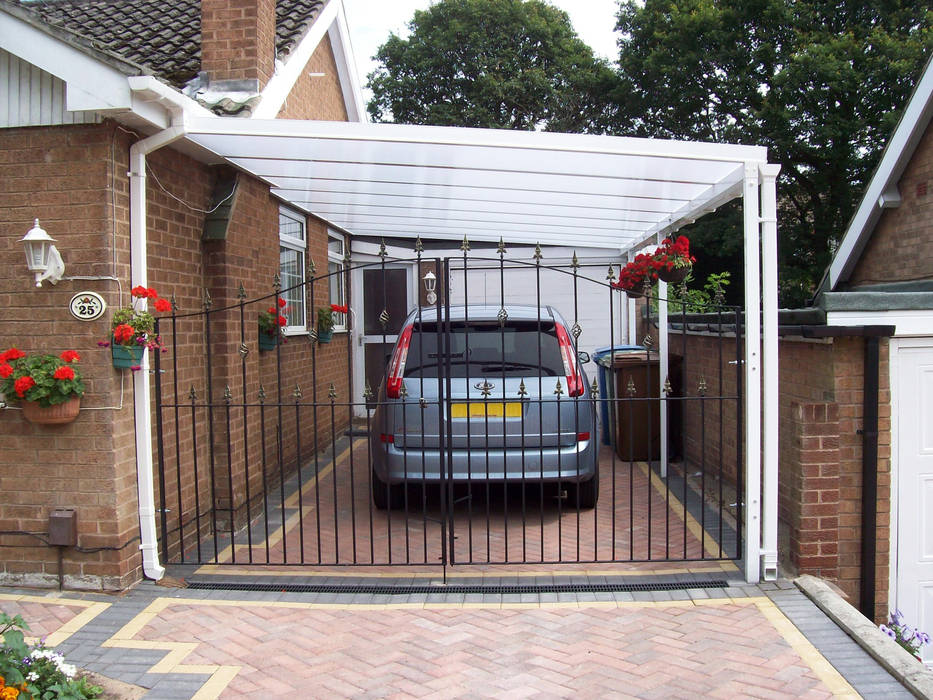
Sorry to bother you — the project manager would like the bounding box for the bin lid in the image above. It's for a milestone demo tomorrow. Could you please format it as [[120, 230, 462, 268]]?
[[594, 345, 648, 367], [608, 351, 659, 368]]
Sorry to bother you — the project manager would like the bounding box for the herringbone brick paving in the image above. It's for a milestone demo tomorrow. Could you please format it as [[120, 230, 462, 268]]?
[[122, 598, 840, 699]]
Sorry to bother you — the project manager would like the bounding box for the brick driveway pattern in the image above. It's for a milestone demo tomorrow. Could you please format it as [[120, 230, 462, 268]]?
[[115, 597, 849, 699], [210, 442, 735, 570]]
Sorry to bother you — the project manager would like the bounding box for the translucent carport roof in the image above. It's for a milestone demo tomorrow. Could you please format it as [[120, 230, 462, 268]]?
[[183, 118, 770, 253]]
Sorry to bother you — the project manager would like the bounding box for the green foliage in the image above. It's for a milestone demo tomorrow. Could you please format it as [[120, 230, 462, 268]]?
[[317, 307, 335, 333], [650, 271, 732, 314], [0, 611, 102, 699], [110, 307, 154, 340], [615, 0, 933, 306], [367, 0, 619, 132]]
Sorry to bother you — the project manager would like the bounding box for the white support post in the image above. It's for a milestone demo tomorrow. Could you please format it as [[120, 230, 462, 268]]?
[[760, 163, 781, 581], [743, 162, 762, 583], [659, 280, 669, 478]]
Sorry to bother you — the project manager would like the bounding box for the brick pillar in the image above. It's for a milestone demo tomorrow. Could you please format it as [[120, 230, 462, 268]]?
[[201, 0, 276, 89], [786, 401, 840, 580]]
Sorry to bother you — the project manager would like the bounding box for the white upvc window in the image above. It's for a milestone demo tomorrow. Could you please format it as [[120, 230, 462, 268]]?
[[328, 229, 348, 331], [279, 207, 306, 333]]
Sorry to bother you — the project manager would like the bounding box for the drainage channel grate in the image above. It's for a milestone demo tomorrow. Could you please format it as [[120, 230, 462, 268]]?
[[185, 580, 729, 595]]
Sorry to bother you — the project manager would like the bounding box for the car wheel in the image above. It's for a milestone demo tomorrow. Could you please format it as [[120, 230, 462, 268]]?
[[372, 469, 404, 510], [573, 471, 599, 509]]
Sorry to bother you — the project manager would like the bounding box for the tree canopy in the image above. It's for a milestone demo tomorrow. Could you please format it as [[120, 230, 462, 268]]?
[[615, 0, 933, 305], [366, 0, 618, 132]]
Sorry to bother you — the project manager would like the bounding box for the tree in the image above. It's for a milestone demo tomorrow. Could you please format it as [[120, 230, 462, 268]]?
[[615, 0, 933, 306], [367, 0, 619, 133]]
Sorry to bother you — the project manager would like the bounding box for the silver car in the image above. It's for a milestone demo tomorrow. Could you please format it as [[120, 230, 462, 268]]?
[[369, 304, 599, 509]]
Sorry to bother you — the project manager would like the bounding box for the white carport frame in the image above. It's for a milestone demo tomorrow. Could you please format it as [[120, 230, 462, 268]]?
[[180, 118, 780, 582]]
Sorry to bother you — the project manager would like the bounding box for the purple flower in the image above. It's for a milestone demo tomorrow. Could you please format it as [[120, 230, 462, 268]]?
[[880, 624, 896, 639], [97, 341, 110, 348], [130, 365, 141, 372]]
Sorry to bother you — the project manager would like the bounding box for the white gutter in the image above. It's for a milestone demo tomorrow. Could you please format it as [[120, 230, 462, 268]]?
[[127, 77, 196, 580]]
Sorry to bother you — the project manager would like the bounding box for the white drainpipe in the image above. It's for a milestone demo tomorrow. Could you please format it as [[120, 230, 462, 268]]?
[[128, 116, 188, 581]]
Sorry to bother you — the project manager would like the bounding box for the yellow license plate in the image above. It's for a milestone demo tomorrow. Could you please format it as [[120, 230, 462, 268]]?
[[451, 402, 522, 418]]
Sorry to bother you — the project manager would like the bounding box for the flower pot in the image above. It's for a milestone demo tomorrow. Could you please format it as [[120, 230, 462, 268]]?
[[317, 328, 333, 344], [22, 396, 81, 425], [112, 344, 145, 369], [259, 332, 278, 351], [657, 265, 690, 284]]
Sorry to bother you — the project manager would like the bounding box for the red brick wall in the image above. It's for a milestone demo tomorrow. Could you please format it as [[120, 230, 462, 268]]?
[[278, 35, 350, 121], [675, 328, 891, 619], [201, 0, 276, 88], [0, 122, 351, 587], [848, 120, 933, 286]]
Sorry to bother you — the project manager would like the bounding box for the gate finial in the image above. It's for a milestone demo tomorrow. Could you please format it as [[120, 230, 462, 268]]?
[[571, 251, 580, 270], [378, 239, 388, 259], [414, 236, 424, 254], [606, 265, 616, 283], [223, 385, 232, 404], [308, 257, 316, 275], [497, 237, 506, 256], [188, 386, 198, 402], [518, 379, 528, 398], [533, 243, 543, 261], [202, 288, 213, 311], [329, 383, 338, 401], [698, 377, 708, 396], [170, 294, 178, 313], [626, 377, 637, 397], [237, 283, 246, 301], [460, 235, 470, 253], [258, 385, 266, 402], [553, 379, 564, 396], [293, 384, 302, 401], [590, 377, 599, 397], [272, 273, 281, 292], [363, 382, 373, 401], [663, 376, 673, 396]]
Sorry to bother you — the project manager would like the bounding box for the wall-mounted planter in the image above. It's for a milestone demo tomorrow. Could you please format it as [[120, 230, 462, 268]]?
[[317, 328, 333, 344], [22, 396, 81, 425], [259, 333, 278, 351], [112, 344, 145, 369]]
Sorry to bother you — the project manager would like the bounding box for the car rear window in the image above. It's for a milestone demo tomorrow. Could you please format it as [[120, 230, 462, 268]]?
[[404, 321, 564, 378]]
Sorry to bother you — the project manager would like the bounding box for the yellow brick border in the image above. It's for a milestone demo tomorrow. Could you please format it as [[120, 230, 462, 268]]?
[[0, 593, 110, 646], [103, 594, 857, 699]]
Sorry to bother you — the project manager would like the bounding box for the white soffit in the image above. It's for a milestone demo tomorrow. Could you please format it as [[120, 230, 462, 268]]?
[[184, 118, 769, 252]]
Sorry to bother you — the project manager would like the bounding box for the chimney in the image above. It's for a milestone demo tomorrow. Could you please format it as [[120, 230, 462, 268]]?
[[201, 0, 276, 90]]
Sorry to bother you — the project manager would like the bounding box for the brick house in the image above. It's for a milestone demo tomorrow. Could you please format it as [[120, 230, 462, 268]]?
[[810, 54, 933, 656], [0, 0, 365, 589]]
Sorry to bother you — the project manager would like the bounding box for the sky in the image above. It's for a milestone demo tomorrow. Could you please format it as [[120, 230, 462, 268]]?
[[343, 0, 621, 92]]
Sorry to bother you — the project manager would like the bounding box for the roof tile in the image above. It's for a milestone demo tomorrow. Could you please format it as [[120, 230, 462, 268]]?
[[13, 0, 326, 89]]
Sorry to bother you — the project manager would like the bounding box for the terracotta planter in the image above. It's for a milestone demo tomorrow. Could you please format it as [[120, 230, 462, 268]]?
[[22, 396, 81, 425], [657, 265, 690, 284], [112, 344, 145, 368]]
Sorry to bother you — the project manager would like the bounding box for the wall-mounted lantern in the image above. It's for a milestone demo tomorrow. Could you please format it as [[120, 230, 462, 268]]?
[[423, 270, 437, 305], [20, 219, 65, 287]]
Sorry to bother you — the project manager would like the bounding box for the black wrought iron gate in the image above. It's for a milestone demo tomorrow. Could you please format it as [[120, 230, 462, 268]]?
[[152, 250, 744, 568]]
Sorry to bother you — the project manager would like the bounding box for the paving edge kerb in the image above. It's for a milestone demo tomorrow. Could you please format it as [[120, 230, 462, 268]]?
[[794, 574, 933, 699]]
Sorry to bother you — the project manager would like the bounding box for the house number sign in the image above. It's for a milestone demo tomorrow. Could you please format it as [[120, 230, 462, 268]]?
[[69, 291, 107, 322]]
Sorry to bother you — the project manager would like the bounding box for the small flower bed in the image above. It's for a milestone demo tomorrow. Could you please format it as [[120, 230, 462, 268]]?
[[0, 348, 84, 407], [880, 609, 931, 658], [1, 612, 101, 699]]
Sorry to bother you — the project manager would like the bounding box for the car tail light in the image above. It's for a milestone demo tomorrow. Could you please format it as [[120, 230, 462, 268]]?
[[577, 431, 590, 442], [386, 323, 413, 399], [379, 433, 394, 444], [555, 323, 584, 397]]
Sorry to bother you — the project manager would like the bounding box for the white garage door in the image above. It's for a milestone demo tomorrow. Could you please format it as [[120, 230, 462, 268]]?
[[894, 339, 933, 666]]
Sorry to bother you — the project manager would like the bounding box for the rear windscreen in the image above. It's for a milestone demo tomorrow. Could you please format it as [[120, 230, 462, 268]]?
[[404, 321, 564, 378]]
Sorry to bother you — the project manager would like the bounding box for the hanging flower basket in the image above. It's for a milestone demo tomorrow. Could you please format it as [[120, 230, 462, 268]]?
[[21, 396, 81, 425], [259, 331, 279, 351], [657, 265, 691, 284], [624, 288, 642, 299], [112, 344, 145, 369], [317, 328, 333, 344]]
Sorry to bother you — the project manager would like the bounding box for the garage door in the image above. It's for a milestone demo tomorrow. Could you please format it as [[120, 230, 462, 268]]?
[[895, 340, 933, 666]]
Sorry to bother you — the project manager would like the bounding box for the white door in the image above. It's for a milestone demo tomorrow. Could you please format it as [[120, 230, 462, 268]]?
[[895, 340, 933, 666]]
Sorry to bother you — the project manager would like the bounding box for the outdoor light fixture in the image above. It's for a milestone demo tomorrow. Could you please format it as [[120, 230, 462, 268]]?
[[20, 219, 65, 287], [423, 270, 437, 305]]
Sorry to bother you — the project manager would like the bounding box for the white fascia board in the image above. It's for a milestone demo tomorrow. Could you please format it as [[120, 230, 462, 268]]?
[[251, 0, 340, 119], [186, 117, 768, 164], [1, 9, 134, 111], [127, 76, 215, 127], [826, 310, 933, 337], [828, 56, 933, 290], [328, 2, 367, 123]]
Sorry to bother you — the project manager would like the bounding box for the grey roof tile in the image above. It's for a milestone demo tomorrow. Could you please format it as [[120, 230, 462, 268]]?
[[12, 0, 326, 89]]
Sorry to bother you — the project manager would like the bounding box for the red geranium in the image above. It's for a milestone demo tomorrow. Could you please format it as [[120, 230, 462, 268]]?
[[0, 363, 12, 379], [153, 298, 172, 313], [277, 315, 287, 326], [0, 348, 26, 363], [53, 365, 75, 381], [330, 304, 348, 314], [14, 375, 35, 398], [60, 350, 81, 363], [278, 298, 287, 308], [113, 323, 136, 344]]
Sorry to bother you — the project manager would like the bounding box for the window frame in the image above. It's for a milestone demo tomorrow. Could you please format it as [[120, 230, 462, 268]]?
[[279, 206, 307, 335], [327, 229, 348, 332]]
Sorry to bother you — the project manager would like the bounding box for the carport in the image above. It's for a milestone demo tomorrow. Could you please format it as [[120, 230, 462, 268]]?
[[143, 118, 779, 582]]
